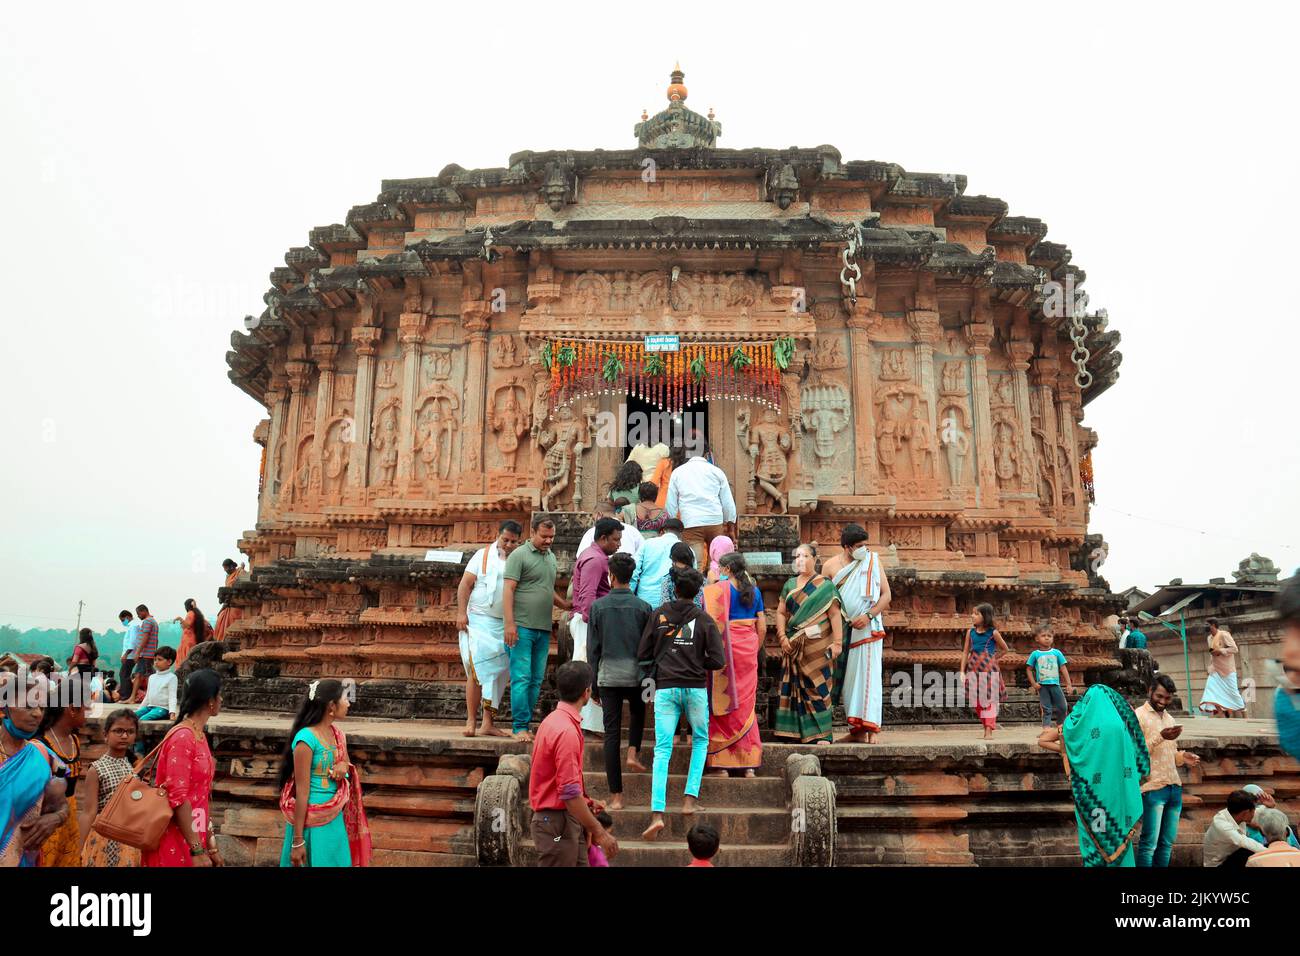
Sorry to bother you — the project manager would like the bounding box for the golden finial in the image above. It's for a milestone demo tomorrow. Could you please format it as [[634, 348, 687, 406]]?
[[641, 108, 648, 121], [667, 62, 687, 104]]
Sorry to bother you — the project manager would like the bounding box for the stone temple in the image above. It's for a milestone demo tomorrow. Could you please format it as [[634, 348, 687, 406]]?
[[222, 66, 1126, 721]]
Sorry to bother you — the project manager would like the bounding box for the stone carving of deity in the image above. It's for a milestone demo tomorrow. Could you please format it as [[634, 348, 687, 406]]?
[[876, 383, 918, 478], [994, 423, 1019, 489], [530, 365, 552, 442], [940, 405, 971, 489], [490, 384, 528, 471], [491, 335, 521, 369], [538, 404, 592, 512], [908, 407, 935, 478], [324, 422, 350, 499], [371, 407, 400, 487], [940, 360, 967, 396], [377, 360, 398, 389], [800, 384, 850, 464], [1057, 444, 1076, 507], [992, 375, 1015, 408], [742, 407, 792, 513]]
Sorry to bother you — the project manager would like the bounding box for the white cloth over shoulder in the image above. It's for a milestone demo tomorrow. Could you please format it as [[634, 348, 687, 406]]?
[[834, 548, 885, 732]]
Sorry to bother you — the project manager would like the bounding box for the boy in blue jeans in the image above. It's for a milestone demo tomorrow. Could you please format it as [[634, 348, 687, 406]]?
[[636, 567, 724, 841], [136, 646, 178, 723], [1026, 625, 1073, 727]]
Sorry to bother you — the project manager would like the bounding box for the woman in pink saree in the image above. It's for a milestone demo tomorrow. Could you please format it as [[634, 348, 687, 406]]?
[[704, 551, 764, 777]]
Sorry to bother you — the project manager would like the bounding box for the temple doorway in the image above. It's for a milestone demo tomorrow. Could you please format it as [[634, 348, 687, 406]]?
[[619, 391, 709, 462]]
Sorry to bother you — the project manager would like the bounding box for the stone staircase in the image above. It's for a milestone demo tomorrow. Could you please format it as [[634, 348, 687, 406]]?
[[514, 741, 798, 867]]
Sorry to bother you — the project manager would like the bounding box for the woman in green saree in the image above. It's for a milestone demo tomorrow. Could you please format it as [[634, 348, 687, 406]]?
[[774, 543, 843, 744], [1040, 683, 1150, 866]]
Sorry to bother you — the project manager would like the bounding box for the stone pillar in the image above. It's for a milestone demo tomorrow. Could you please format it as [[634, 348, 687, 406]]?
[[310, 338, 339, 483], [964, 317, 997, 507], [847, 300, 880, 494], [349, 323, 382, 498], [460, 261, 491, 494], [1032, 355, 1061, 511], [462, 324, 489, 490], [397, 310, 426, 486], [260, 376, 288, 520], [1057, 374, 1084, 519], [1008, 339, 1037, 495], [907, 306, 942, 447], [279, 359, 313, 508]]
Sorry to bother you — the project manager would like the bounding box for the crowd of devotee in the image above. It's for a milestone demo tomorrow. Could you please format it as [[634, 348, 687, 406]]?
[[3, 434, 1300, 868]]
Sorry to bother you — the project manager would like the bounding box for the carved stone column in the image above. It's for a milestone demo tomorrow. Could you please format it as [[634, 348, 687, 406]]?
[[1008, 339, 1037, 495], [1057, 373, 1084, 519], [260, 376, 288, 520], [460, 262, 491, 494], [397, 310, 426, 486], [964, 317, 997, 506], [279, 359, 313, 508], [847, 301, 880, 494], [907, 307, 942, 449], [349, 323, 382, 499], [310, 338, 339, 488], [1032, 355, 1061, 511]]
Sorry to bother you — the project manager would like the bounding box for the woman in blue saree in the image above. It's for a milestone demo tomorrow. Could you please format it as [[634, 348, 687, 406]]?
[[0, 671, 69, 867]]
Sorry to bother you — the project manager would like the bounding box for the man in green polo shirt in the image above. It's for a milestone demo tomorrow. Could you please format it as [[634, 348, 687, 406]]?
[[504, 515, 570, 740]]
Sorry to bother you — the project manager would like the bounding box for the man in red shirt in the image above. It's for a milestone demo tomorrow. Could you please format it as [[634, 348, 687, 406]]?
[[528, 661, 619, 866]]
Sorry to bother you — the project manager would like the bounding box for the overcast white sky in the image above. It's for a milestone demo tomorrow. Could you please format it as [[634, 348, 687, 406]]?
[[1, 2, 1296, 635]]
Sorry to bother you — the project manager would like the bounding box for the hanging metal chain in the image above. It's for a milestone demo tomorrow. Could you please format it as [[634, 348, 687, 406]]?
[[1068, 304, 1093, 390], [840, 224, 863, 306]]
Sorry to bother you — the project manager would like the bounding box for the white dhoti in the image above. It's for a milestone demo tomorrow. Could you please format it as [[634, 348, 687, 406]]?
[[568, 613, 605, 733], [834, 549, 886, 733], [1200, 670, 1246, 714], [460, 611, 510, 710]]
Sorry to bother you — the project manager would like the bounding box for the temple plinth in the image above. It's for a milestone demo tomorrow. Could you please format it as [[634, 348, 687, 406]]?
[[222, 68, 1125, 718]]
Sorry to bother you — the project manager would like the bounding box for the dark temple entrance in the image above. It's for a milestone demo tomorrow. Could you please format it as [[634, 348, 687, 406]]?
[[620, 392, 709, 461]]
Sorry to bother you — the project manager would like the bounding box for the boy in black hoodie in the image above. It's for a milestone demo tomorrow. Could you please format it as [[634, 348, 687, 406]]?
[[637, 567, 725, 840]]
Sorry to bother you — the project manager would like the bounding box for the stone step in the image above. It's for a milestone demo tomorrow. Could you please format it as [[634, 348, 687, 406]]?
[[582, 770, 786, 807], [520, 839, 790, 867], [594, 806, 794, 844], [579, 739, 790, 775]]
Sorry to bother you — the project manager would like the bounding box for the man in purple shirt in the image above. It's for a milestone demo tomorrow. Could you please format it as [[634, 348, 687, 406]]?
[[570, 517, 622, 732]]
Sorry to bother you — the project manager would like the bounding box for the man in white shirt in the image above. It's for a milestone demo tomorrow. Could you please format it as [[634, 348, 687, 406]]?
[[577, 499, 643, 558], [1202, 789, 1267, 866], [455, 520, 522, 737], [664, 442, 737, 570]]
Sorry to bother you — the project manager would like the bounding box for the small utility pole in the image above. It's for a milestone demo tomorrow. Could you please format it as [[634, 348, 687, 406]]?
[[74, 600, 84, 634]]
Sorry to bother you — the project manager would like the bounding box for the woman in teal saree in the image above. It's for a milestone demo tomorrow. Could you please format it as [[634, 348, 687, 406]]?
[[1041, 683, 1150, 867]]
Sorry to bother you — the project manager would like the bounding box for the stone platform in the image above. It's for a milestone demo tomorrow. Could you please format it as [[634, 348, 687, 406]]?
[[75, 711, 1299, 868]]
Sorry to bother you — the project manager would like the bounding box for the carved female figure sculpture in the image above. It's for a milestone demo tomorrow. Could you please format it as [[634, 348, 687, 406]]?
[[749, 407, 792, 513], [940, 406, 970, 488]]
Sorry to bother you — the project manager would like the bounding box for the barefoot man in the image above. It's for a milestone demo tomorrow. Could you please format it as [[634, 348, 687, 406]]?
[[823, 524, 891, 744], [503, 515, 570, 742], [456, 520, 522, 737], [637, 567, 724, 840]]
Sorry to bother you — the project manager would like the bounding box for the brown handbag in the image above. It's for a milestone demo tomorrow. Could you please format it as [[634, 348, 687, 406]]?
[[92, 726, 183, 851]]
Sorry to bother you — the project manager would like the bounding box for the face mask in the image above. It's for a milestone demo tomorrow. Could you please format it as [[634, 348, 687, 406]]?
[[852, 546, 870, 561], [1275, 688, 1300, 760], [2, 715, 36, 740]]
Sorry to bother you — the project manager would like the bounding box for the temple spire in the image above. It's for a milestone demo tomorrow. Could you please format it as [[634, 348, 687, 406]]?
[[634, 64, 722, 149]]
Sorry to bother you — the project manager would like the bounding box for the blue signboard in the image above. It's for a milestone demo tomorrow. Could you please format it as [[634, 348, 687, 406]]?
[[644, 335, 680, 353]]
